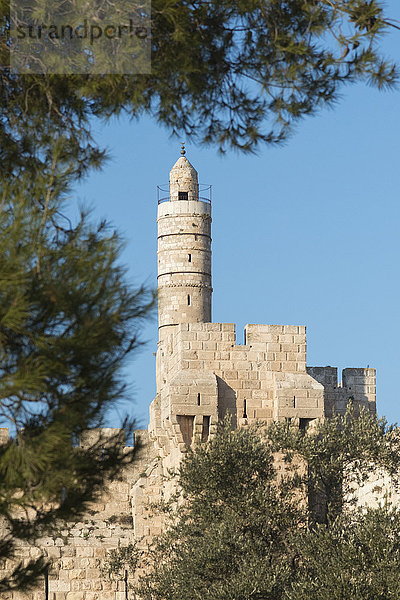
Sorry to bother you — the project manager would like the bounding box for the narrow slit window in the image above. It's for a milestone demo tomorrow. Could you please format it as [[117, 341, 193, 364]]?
[[187, 295, 191, 306], [243, 398, 248, 419], [201, 416, 210, 442], [293, 396, 296, 408], [197, 393, 201, 406], [179, 191, 189, 200], [188, 253, 192, 262], [124, 570, 129, 600], [44, 569, 49, 600]]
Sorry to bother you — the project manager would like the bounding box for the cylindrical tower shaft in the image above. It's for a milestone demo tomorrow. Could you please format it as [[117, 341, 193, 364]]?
[[157, 155, 212, 344]]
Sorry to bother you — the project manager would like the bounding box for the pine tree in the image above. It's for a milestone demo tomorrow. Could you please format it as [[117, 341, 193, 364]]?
[[1, 0, 399, 173], [0, 166, 153, 593]]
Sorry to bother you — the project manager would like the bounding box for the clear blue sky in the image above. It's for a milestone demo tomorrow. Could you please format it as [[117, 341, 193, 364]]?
[[77, 3, 400, 427]]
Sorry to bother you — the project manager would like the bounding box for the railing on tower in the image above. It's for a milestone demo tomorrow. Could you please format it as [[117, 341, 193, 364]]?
[[157, 184, 212, 204]]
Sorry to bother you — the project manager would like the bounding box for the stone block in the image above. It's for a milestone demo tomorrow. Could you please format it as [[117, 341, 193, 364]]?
[[75, 547, 94, 557], [243, 380, 261, 389], [203, 341, 217, 349], [235, 361, 251, 370], [282, 325, 301, 334], [221, 323, 235, 332], [255, 408, 273, 419], [49, 581, 71, 592], [197, 332, 210, 341]]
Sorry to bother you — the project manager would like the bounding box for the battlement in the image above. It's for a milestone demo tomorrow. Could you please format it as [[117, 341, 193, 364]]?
[[307, 366, 376, 416], [169, 322, 307, 375], [152, 321, 325, 449]]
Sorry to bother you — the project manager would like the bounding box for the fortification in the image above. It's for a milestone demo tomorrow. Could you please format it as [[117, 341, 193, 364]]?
[[0, 151, 376, 599]]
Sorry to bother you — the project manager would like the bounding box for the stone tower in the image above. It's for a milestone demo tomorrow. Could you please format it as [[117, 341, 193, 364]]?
[[157, 150, 212, 342], [156, 150, 212, 390], [150, 152, 376, 466]]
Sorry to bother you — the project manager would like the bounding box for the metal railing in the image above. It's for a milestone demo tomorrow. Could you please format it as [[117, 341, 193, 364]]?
[[157, 184, 212, 204]]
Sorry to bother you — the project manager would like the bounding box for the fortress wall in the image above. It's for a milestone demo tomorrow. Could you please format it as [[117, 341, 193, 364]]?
[[307, 366, 376, 416], [0, 430, 156, 600], [171, 322, 306, 375], [154, 323, 325, 429]]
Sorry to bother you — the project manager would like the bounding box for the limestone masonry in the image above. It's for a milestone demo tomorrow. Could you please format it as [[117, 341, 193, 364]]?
[[0, 153, 377, 599]]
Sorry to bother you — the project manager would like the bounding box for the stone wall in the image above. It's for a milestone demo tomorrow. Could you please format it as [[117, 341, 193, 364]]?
[[307, 366, 376, 416], [0, 429, 157, 600], [346, 466, 400, 510], [152, 322, 325, 438]]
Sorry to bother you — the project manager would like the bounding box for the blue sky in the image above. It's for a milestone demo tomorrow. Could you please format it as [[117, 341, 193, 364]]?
[[77, 3, 400, 427]]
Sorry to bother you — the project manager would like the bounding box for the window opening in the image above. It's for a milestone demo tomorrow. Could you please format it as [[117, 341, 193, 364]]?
[[177, 415, 195, 447], [44, 569, 49, 600], [179, 191, 189, 200], [197, 393, 201, 406], [243, 399, 248, 419], [188, 254, 192, 262], [187, 295, 191, 306], [201, 416, 211, 442], [299, 418, 314, 433], [124, 570, 129, 600]]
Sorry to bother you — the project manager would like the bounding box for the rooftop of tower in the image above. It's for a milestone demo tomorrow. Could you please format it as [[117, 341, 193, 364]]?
[[169, 155, 198, 179], [157, 150, 211, 204]]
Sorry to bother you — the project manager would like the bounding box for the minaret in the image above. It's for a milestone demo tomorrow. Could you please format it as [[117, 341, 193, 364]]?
[[157, 147, 212, 347]]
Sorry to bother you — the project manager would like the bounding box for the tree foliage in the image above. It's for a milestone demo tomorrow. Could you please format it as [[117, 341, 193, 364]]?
[[126, 411, 400, 600], [1, 0, 399, 176], [268, 406, 400, 522], [137, 423, 302, 600], [0, 170, 153, 593], [288, 508, 400, 600]]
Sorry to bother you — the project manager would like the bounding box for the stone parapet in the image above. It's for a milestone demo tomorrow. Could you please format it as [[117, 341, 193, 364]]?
[[307, 366, 376, 416]]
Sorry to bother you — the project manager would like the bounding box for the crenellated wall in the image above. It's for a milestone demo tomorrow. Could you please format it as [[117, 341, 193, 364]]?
[[307, 366, 376, 416]]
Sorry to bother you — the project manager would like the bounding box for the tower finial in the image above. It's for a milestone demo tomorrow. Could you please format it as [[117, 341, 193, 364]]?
[[180, 142, 186, 156]]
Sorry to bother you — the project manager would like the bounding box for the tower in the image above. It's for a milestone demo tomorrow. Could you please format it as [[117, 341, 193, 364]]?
[[157, 148, 212, 346], [152, 150, 376, 451]]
